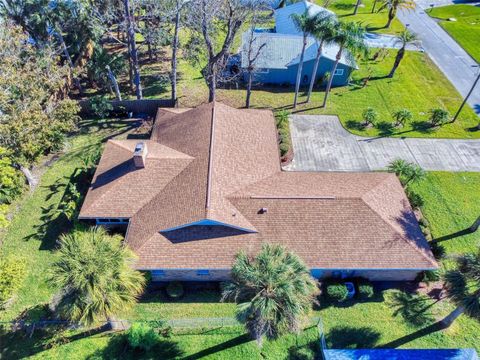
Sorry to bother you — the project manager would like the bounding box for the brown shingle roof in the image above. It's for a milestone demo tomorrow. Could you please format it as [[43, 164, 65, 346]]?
[[79, 102, 437, 271]]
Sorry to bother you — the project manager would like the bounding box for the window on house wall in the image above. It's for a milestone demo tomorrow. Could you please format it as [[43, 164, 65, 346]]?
[[152, 270, 165, 277], [196, 269, 210, 276], [334, 69, 344, 76]]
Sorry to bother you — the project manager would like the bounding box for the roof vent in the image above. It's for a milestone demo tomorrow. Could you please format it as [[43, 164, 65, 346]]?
[[258, 207, 268, 214], [133, 142, 148, 168]]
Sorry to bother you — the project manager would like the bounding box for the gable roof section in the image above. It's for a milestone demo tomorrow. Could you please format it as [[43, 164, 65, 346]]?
[[240, 32, 354, 70], [79, 140, 193, 218]]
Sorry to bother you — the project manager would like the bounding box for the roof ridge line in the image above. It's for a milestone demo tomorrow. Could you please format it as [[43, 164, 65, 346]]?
[[205, 102, 216, 212]]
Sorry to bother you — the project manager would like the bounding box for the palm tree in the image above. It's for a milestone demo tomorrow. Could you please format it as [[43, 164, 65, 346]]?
[[49, 227, 145, 327], [387, 158, 425, 187], [222, 244, 319, 345], [306, 14, 337, 104], [388, 30, 418, 78], [378, 0, 415, 29], [441, 250, 480, 328], [392, 108, 413, 127], [322, 21, 367, 108], [291, 11, 317, 108], [353, 0, 362, 15]]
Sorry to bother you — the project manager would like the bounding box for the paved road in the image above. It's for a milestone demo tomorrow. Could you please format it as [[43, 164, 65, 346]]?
[[285, 115, 480, 172], [397, 5, 480, 114]]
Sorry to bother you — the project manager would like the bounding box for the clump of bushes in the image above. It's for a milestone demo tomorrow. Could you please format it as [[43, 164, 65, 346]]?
[[422, 270, 440, 284], [275, 110, 291, 158], [406, 189, 424, 209], [126, 322, 159, 352], [166, 281, 184, 300], [0, 254, 26, 308], [325, 281, 349, 302], [89, 95, 113, 118], [357, 279, 374, 299]]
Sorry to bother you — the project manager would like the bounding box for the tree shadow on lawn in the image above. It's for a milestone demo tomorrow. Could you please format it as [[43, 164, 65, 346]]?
[[345, 119, 367, 131], [182, 333, 251, 360], [326, 326, 381, 349], [287, 339, 320, 360], [23, 167, 92, 250], [87, 332, 185, 360], [378, 321, 446, 349]]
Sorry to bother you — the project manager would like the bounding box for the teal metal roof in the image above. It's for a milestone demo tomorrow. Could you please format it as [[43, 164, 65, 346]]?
[[323, 349, 479, 360], [240, 32, 355, 70]]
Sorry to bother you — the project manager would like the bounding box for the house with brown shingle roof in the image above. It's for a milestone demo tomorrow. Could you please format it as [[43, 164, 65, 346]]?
[[79, 102, 437, 282]]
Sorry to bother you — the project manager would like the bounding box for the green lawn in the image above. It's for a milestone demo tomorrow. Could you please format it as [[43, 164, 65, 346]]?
[[326, 0, 405, 34], [427, 4, 480, 63], [410, 172, 480, 257], [1, 117, 480, 358], [208, 51, 480, 139]]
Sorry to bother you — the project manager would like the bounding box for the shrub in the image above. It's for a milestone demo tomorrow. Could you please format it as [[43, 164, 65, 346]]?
[[0, 147, 25, 204], [275, 110, 290, 128], [362, 107, 378, 126], [166, 281, 184, 299], [325, 282, 348, 302], [357, 279, 374, 299], [429, 108, 449, 126], [422, 270, 440, 284], [0, 204, 9, 229], [392, 109, 412, 127], [0, 254, 27, 307], [89, 95, 113, 118], [126, 322, 159, 352], [406, 189, 424, 209]]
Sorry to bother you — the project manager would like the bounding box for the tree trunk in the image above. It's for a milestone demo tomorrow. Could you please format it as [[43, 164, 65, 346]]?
[[322, 49, 342, 108], [106, 65, 122, 100], [246, 70, 253, 108], [388, 47, 405, 78], [57, 30, 83, 94], [440, 305, 464, 328], [124, 0, 142, 99], [171, 5, 180, 104], [386, 7, 396, 28], [353, 0, 362, 15], [470, 215, 480, 232], [127, 36, 134, 92], [293, 33, 308, 108], [207, 65, 216, 102], [19, 166, 38, 190], [371, 0, 378, 13], [306, 41, 324, 104]]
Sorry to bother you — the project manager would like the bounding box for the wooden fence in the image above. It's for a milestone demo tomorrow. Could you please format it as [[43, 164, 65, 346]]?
[[78, 98, 176, 117]]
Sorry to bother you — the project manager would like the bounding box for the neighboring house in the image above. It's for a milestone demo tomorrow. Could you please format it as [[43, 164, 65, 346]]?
[[79, 102, 437, 282], [240, 1, 356, 86]]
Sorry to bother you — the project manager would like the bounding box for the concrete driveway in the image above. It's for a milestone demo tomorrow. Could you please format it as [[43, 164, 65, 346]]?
[[285, 115, 480, 172]]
